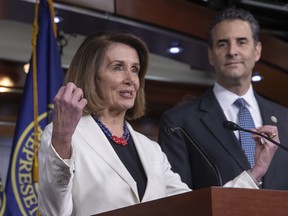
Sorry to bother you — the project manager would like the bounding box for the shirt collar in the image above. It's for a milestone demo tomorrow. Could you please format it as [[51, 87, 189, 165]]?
[[213, 82, 257, 109]]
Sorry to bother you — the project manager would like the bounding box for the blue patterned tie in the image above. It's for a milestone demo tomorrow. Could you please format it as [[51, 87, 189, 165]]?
[[234, 98, 255, 167]]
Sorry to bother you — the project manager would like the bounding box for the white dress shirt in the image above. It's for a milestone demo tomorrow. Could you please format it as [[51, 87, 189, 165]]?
[[213, 82, 263, 139]]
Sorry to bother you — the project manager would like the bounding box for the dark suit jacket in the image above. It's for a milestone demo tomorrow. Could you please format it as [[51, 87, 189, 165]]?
[[159, 88, 288, 190]]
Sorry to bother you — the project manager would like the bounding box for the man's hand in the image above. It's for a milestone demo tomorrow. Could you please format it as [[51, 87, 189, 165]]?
[[250, 125, 279, 182]]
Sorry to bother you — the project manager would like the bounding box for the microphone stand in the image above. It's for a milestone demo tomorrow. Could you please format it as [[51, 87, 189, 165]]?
[[239, 127, 288, 152], [167, 126, 223, 186], [223, 121, 288, 152]]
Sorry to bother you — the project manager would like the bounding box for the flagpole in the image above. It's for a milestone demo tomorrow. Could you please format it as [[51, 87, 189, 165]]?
[[32, 0, 40, 183]]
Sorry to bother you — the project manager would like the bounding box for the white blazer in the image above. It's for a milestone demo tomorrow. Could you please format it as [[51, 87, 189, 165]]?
[[38, 115, 191, 216]]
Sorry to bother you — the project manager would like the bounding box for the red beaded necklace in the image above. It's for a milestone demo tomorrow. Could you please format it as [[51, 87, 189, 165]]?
[[93, 116, 130, 146]]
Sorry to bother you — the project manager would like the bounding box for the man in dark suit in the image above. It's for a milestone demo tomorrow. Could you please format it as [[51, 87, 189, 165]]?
[[158, 7, 288, 190]]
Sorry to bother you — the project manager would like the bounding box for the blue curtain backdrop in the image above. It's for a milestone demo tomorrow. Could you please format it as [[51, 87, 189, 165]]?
[[4, 0, 64, 215]]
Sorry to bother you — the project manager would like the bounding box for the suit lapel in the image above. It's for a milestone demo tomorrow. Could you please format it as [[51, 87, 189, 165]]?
[[199, 90, 250, 169], [256, 93, 278, 126], [76, 115, 139, 199]]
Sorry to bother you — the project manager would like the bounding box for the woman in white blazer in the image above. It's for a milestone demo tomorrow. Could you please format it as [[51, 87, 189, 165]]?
[[38, 32, 278, 216], [38, 31, 191, 216]]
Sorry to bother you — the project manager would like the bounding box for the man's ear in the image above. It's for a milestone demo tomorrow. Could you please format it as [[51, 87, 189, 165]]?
[[208, 47, 214, 66], [255, 41, 262, 62]]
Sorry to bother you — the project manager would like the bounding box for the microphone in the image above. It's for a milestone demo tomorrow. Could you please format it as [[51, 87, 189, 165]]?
[[223, 121, 288, 152], [166, 126, 223, 186]]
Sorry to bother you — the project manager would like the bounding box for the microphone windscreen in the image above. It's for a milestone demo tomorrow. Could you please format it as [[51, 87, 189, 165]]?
[[223, 121, 240, 131], [166, 126, 175, 134]]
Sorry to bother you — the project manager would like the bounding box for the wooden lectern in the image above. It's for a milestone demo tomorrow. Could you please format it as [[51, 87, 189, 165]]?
[[93, 187, 288, 216]]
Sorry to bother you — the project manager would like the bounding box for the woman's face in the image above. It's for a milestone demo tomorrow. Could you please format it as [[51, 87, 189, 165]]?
[[96, 42, 140, 114]]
